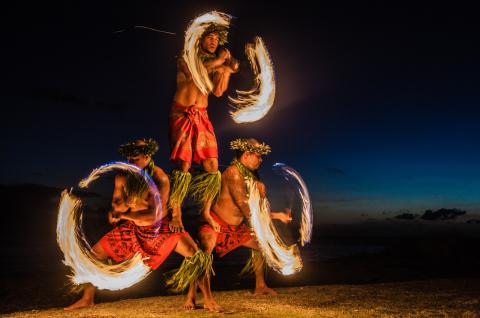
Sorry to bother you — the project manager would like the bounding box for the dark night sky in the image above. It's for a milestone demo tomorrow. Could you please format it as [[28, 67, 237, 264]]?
[[2, 1, 480, 223]]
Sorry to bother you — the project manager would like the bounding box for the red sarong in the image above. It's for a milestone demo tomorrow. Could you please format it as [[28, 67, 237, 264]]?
[[99, 217, 190, 270], [199, 212, 254, 257], [169, 102, 218, 164]]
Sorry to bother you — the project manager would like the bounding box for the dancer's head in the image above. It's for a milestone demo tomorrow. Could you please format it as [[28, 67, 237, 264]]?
[[230, 138, 271, 171], [118, 138, 159, 169], [200, 24, 228, 54]]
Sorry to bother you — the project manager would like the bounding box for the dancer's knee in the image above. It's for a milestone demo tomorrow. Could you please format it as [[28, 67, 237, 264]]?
[[202, 158, 218, 172], [176, 159, 191, 172], [200, 233, 217, 254], [91, 242, 109, 261], [176, 237, 198, 257]]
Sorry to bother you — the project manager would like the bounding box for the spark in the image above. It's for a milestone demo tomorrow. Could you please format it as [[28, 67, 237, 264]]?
[[133, 26, 176, 35], [113, 26, 176, 35]]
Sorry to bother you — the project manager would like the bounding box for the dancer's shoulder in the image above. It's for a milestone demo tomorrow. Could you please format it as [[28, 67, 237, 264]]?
[[152, 166, 169, 185], [223, 165, 242, 182]]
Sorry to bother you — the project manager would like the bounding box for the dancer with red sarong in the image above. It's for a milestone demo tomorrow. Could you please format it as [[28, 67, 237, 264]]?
[[192, 138, 293, 309], [65, 139, 220, 312], [168, 23, 239, 234]]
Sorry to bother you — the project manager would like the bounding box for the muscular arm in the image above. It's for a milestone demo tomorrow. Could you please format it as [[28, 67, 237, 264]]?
[[111, 175, 129, 213], [110, 175, 157, 227], [203, 48, 229, 72], [154, 168, 170, 218], [270, 209, 292, 224], [256, 181, 292, 224], [119, 168, 170, 227], [203, 56, 227, 73], [212, 68, 232, 97], [210, 48, 236, 97], [116, 207, 156, 226]]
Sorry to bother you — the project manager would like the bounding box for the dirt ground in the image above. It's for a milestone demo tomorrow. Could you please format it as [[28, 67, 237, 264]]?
[[3, 278, 479, 318]]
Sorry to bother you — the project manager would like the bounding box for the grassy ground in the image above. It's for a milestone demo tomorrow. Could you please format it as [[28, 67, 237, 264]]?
[[3, 278, 479, 318]]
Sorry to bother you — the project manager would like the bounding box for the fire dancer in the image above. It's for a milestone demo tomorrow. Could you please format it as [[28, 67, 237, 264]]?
[[65, 139, 220, 312], [193, 138, 292, 306], [168, 23, 239, 234]]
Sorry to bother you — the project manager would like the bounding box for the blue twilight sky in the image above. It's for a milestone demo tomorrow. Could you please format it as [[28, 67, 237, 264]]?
[[2, 2, 479, 223]]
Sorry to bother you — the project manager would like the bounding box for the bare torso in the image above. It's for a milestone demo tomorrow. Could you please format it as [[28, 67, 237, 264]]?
[[172, 48, 235, 108], [173, 63, 209, 108], [114, 166, 170, 226], [212, 165, 248, 226]]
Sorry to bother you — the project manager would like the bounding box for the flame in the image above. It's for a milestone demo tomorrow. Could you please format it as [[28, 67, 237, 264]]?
[[56, 162, 161, 290], [247, 180, 303, 275], [229, 37, 276, 123], [272, 163, 313, 246], [183, 11, 231, 95]]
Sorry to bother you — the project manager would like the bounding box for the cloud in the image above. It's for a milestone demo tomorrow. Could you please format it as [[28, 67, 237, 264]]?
[[394, 213, 419, 220], [390, 209, 467, 221], [421, 208, 467, 221]]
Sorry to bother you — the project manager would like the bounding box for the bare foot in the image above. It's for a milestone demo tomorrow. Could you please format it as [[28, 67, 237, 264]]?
[[183, 299, 196, 310], [254, 286, 278, 295], [204, 299, 223, 312], [64, 298, 94, 311], [169, 216, 185, 233]]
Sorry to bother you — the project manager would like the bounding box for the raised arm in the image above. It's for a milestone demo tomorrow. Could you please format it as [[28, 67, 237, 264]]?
[[270, 208, 292, 224], [203, 48, 230, 73], [210, 49, 239, 97]]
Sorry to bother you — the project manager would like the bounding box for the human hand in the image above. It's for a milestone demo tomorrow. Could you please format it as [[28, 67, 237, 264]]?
[[278, 208, 293, 224], [108, 210, 122, 225], [209, 218, 221, 233], [202, 211, 221, 233], [228, 56, 240, 73], [126, 196, 138, 208], [218, 48, 231, 61]]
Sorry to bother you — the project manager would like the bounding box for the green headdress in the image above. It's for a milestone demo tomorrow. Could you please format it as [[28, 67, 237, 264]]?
[[118, 138, 159, 158], [230, 138, 271, 156], [118, 138, 158, 198], [201, 23, 229, 46]]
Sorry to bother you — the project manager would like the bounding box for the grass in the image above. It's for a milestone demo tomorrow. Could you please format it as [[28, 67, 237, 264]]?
[[3, 278, 479, 318]]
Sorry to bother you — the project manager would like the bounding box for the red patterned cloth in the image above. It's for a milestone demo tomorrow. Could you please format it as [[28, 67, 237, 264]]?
[[169, 102, 218, 164], [99, 217, 190, 270], [199, 212, 254, 257]]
